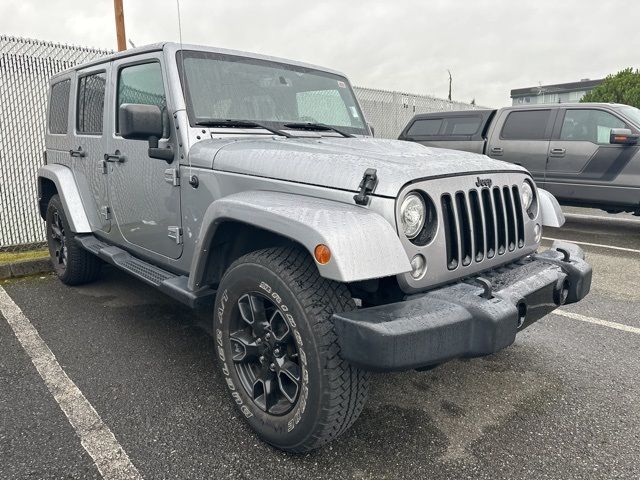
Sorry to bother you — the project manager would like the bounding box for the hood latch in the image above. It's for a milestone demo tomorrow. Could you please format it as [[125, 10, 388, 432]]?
[[353, 168, 378, 206]]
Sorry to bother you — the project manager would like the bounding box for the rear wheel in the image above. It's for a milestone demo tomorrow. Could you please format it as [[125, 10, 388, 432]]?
[[46, 195, 101, 285], [214, 247, 370, 452]]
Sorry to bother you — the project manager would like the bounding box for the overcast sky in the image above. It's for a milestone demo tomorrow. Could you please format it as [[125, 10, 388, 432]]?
[[1, 0, 637, 107]]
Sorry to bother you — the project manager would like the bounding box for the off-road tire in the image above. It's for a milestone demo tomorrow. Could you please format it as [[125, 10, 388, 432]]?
[[46, 194, 101, 285], [214, 247, 370, 452]]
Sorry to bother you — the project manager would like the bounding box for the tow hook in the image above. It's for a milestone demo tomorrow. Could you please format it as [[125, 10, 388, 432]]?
[[556, 247, 571, 262]]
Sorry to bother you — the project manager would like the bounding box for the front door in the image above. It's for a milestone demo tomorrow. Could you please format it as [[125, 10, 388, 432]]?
[[545, 108, 630, 201], [72, 66, 111, 232], [107, 54, 182, 259]]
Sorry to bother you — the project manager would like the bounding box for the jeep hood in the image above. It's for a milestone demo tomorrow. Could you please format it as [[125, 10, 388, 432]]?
[[188, 137, 527, 197]]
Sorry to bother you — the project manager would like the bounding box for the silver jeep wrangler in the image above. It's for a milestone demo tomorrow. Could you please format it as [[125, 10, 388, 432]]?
[[38, 42, 592, 452]]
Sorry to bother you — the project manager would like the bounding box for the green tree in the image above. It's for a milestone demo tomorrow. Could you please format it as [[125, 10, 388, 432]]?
[[581, 68, 640, 108]]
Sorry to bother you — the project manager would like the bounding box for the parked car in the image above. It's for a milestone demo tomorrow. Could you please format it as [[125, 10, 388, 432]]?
[[38, 42, 591, 452], [399, 104, 640, 215]]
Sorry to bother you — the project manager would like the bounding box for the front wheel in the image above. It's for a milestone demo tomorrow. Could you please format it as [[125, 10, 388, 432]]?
[[214, 247, 370, 452]]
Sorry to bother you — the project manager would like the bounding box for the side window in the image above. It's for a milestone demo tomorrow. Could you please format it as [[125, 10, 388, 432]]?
[[406, 118, 443, 137], [77, 72, 106, 135], [560, 109, 626, 144], [49, 80, 70, 134], [501, 110, 551, 140], [117, 62, 166, 134], [443, 116, 482, 135]]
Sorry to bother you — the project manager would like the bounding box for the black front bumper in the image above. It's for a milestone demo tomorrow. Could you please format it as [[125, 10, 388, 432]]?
[[333, 242, 592, 372]]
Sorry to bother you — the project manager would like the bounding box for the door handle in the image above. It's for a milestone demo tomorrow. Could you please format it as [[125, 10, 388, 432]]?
[[104, 150, 126, 163], [490, 146, 503, 156], [69, 147, 86, 158], [550, 148, 566, 157]]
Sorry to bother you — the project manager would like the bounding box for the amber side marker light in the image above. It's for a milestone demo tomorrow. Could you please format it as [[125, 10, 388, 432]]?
[[314, 244, 332, 264]]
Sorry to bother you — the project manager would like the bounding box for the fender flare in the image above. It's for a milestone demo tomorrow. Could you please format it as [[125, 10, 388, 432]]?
[[538, 188, 565, 228], [37, 164, 92, 233], [188, 191, 411, 289]]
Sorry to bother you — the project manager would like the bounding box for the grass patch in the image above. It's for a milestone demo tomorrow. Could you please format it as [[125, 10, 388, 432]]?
[[0, 249, 49, 265]]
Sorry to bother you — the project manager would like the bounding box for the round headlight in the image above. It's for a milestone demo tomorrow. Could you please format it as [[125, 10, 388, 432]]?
[[400, 193, 426, 239], [521, 181, 534, 210]]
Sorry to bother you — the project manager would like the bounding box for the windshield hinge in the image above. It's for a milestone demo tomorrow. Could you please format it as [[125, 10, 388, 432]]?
[[353, 168, 378, 206], [167, 226, 183, 244], [164, 168, 180, 186]]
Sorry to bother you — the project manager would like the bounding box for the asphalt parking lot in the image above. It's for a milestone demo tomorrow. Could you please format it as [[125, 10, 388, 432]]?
[[1, 207, 639, 480]]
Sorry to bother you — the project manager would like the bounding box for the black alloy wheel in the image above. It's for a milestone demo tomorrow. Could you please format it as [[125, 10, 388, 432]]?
[[230, 292, 301, 415], [48, 207, 68, 274]]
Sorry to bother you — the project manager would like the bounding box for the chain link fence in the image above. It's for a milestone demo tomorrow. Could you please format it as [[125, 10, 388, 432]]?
[[0, 36, 110, 251], [0, 35, 480, 251], [354, 86, 480, 139]]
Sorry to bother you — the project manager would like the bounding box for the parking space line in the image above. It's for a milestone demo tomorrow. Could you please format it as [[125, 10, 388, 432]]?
[[0, 287, 143, 480], [555, 309, 640, 335], [564, 213, 640, 225], [542, 237, 640, 254]]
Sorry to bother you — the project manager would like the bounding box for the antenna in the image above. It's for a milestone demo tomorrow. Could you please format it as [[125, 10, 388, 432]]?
[[176, 0, 194, 185]]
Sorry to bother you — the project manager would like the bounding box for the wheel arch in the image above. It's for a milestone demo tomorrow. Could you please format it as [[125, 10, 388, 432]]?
[[187, 191, 411, 290], [38, 164, 93, 233]]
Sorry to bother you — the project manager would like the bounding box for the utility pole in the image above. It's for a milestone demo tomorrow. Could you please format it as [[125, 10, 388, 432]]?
[[447, 70, 452, 101], [114, 0, 127, 51]]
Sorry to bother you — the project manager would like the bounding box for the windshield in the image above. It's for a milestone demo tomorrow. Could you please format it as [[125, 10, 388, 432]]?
[[177, 50, 368, 136], [617, 105, 640, 128]]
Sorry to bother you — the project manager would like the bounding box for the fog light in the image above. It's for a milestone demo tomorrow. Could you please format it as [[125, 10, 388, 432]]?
[[410, 254, 426, 279], [534, 223, 542, 243]]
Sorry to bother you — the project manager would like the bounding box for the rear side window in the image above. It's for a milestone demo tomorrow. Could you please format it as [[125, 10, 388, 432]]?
[[444, 116, 482, 135], [77, 72, 107, 135], [48, 80, 70, 134], [407, 118, 443, 136], [501, 110, 551, 140]]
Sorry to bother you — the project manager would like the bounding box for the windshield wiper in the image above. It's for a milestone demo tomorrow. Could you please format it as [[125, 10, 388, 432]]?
[[283, 122, 354, 138], [195, 119, 291, 138]]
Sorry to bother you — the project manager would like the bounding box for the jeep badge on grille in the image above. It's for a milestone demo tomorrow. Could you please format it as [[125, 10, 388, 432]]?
[[475, 177, 493, 188]]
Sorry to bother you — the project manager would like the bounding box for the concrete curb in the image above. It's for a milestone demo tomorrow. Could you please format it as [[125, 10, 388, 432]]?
[[0, 258, 52, 280]]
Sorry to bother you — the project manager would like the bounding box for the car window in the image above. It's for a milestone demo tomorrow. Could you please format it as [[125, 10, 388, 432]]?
[[296, 89, 352, 126], [501, 110, 551, 140], [76, 72, 106, 135], [117, 62, 166, 133], [49, 79, 70, 134], [406, 118, 443, 136], [444, 116, 482, 135], [560, 109, 626, 144]]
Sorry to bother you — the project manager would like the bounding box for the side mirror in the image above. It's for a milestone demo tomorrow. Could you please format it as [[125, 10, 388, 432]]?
[[119, 104, 174, 163], [610, 128, 639, 145]]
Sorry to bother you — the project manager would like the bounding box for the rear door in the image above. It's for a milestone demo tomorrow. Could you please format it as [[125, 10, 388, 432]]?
[[545, 107, 631, 202], [71, 65, 111, 232], [487, 108, 556, 186]]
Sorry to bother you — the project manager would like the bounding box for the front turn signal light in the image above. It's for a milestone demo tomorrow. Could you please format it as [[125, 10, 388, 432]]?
[[314, 244, 331, 265]]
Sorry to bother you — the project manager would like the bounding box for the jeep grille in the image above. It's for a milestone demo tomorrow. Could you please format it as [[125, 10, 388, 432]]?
[[441, 185, 525, 270]]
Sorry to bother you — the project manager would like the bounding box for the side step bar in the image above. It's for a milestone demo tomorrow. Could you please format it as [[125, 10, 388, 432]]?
[[76, 235, 215, 309]]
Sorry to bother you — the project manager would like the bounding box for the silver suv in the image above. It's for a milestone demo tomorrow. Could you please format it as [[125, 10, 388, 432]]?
[[38, 42, 592, 452]]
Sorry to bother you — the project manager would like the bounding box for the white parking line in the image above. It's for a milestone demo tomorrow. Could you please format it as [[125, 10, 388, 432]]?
[[555, 309, 640, 335], [0, 287, 143, 480], [564, 212, 640, 224], [542, 237, 640, 254]]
